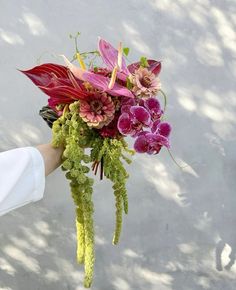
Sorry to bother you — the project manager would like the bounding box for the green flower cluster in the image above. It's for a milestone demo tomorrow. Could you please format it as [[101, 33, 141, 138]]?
[[52, 101, 133, 288]]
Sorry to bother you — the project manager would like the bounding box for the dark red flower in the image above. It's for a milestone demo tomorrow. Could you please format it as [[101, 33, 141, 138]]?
[[20, 63, 89, 111]]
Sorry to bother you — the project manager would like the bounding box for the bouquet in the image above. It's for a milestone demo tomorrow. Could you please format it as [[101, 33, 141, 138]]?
[[20, 35, 171, 288]]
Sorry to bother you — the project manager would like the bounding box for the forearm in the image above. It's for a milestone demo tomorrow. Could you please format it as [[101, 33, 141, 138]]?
[[36, 144, 64, 176]]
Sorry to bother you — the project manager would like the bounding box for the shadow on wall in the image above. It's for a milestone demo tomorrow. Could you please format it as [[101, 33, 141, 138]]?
[[0, 0, 236, 289], [0, 120, 44, 151]]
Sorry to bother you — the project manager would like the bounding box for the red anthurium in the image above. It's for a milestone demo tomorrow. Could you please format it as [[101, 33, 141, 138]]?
[[19, 63, 69, 86], [20, 63, 90, 111]]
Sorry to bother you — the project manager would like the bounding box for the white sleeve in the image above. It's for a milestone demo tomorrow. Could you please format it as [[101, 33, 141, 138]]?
[[0, 147, 45, 216]]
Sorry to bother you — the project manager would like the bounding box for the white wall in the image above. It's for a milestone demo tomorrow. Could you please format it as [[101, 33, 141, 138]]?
[[0, 0, 236, 289]]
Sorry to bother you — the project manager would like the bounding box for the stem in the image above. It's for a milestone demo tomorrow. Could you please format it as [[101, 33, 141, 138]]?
[[94, 161, 99, 175], [100, 157, 104, 180], [80, 50, 100, 56], [167, 149, 188, 169], [159, 89, 167, 113]]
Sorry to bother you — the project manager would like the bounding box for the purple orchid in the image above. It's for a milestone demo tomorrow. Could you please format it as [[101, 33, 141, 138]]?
[[134, 121, 171, 154], [117, 105, 152, 137], [144, 97, 163, 120], [151, 120, 172, 136], [134, 131, 170, 154]]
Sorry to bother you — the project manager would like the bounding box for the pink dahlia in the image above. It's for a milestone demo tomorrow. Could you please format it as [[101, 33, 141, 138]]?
[[130, 67, 161, 98], [79, 91, 115, 128]]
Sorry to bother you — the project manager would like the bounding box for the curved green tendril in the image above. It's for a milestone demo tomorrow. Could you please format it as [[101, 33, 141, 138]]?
[[167, 149, 189, 170], [159, 89, 167, 113]]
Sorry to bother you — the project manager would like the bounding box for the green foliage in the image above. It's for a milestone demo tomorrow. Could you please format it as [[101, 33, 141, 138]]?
[[51, 101, 133, 287], [126, 77, 133, 90], [140, 56, 149, 68], [123, 47, 130, 56], [91, 138, 133, 244], [52, 101, 95, 288]]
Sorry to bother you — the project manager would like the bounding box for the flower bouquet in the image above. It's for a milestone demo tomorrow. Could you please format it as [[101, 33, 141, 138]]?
[[20, 35, 171, 287]]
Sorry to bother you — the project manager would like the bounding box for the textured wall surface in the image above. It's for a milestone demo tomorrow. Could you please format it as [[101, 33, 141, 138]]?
[[1, 0, 236, 289]]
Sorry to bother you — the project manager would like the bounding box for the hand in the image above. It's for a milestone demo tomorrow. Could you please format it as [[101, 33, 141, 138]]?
[[36, 144, 64, 176]]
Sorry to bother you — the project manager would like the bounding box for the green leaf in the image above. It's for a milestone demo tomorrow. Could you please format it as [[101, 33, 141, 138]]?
[[140, 56, 149, 68], [126, 77, 133, 90], [123, 47, 130, 56]]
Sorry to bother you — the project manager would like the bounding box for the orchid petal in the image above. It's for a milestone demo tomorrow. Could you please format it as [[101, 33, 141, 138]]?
[[121, 105, 132, 115], [154, 134, 170, 149], [130, 106, 151, 126], [134, 135, 149, 153], [117, 113, 133, 135], [151, 119, 161, 133], [158, 122, 172, 137], [121, 97, 136, 107], [144, 97, 161, 112], [148, 133, 170, 149]]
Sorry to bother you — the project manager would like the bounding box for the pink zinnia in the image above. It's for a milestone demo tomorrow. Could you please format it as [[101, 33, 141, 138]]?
[[131, 67, 161, 98], [79, 91, 115, 128]]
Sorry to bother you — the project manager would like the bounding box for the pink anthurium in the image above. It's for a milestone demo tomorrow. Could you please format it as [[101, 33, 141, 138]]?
[[98, 38, 130, 77], [98, 38, 162, 77], [82, 71, 134, 98]]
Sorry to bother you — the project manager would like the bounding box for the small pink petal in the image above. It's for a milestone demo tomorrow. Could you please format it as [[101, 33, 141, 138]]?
[[117, 113, 132, 135], [158, 122, 172, 137], [134, 135, 148, 153]]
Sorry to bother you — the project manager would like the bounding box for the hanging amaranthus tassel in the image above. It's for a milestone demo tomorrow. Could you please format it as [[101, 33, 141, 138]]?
[[51, 101, 133, 287], [76, 203, 85, 264]]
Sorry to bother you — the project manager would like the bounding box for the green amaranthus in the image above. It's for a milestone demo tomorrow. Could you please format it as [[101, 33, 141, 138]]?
[[51, 101, 133, 287]]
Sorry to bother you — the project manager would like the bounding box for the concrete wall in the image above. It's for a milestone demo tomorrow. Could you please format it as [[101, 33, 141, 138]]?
[[0, 0, 236, 289]]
